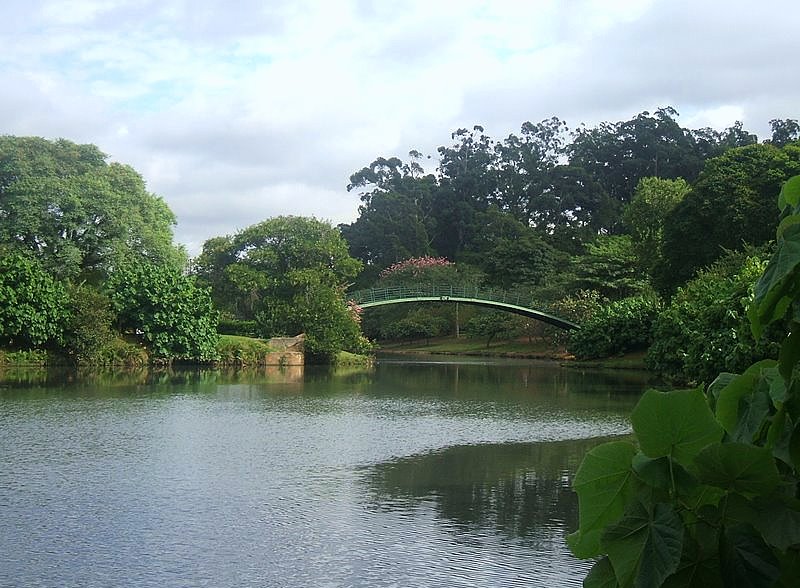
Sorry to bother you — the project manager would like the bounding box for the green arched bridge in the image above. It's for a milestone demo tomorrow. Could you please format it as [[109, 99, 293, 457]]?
[[349, 285, 580, 330]]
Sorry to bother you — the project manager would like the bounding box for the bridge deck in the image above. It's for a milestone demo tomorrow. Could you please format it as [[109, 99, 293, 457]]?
[[350, 286, 579, 330]]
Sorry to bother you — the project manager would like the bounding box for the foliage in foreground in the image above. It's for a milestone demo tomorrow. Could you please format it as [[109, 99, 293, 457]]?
[[569, 176, 800, 587]]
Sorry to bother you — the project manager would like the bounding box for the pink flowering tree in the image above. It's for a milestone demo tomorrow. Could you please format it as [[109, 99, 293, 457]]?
[[377, 256, 480, 286]]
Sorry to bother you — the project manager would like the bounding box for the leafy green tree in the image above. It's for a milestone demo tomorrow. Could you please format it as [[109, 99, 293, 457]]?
[[62, 283, 116, 364], [461, 208, 556, 288], [568, 107, 705, 207], [195, 216, 365, 360], [341, 154, 437, 281], [624, 177, 690, 278], [573, 235, 650, 300], [0, 251, 68, 349], [108, 262, 219, 362], [493, 117, 569, 225], [657, 142, 800, 294], [0, 136, 185, 281], [768, 118, 800, 147]]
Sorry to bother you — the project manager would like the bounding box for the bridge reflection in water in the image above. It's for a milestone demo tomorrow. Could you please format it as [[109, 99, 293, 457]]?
[[350, 285, 580, 330]]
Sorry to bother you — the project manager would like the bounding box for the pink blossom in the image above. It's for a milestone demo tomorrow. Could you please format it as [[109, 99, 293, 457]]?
[[379, 256, 453, 279]]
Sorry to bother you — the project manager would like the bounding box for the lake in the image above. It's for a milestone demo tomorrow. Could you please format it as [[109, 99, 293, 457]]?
[[0, 355, 650, 587]]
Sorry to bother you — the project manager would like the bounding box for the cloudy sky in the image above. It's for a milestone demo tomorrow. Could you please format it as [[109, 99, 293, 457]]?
[[2, 0, 798, 254]]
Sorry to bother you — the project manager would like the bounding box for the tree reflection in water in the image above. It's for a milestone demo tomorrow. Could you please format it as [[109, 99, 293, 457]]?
[[362, 437, 622, 546]]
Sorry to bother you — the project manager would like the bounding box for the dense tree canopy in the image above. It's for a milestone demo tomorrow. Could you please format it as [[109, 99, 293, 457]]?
[[195, 216, 366, 359], [0, 136, 185, 282], [657, 142, 800, 293]]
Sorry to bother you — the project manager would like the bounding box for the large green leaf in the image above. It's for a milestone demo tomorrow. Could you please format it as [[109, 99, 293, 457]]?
[[778, 329, 800, 381], [715, 361, 777, 436], [603, 500, 684, 588], [569, 441, 638, 558], [720, 524, 781, 588], [727, 492, 800, 552], [584, 557, 619, 588], [694, 443, 780, 496], [632, 454, 697, 497], [661, 535, 723, 588], [631, 389, 723, 467], [778, 175, 800, 210], [750, 229, 800, 338]]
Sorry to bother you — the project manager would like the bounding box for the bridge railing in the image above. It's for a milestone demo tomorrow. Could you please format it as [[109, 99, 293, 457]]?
[[349, 284, 544, 309]]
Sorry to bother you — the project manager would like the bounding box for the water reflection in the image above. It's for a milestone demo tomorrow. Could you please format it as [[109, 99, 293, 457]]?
[[363, 437, 615, 545]]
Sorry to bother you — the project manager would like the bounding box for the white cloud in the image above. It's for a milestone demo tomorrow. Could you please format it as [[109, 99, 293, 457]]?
[[1, 0, 799, 253]]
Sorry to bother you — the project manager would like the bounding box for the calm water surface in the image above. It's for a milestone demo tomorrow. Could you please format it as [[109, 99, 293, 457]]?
[[0, 355, 650, 587]]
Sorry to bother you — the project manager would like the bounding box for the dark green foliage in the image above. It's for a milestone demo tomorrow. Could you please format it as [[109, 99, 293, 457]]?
[[62, 283, 116, 364], [568, 107, 706, 206], [465, 310, 522, 348], [217, 317, 258, 337], [570, 175, 800, 588], [647, 249, 780, 384], [0, 252, 68, 349], [568, 295, 660, 359], [108, 262, 219, 362], [657, 143, 800, 294], [573, 235, 651, 300], [381, 307, 450, 343], [624, 177, 690, 280]]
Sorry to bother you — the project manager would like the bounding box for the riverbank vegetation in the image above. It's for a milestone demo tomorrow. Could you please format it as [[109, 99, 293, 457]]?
[[340, 109, 800, 386], [1, 109, 799, 372]]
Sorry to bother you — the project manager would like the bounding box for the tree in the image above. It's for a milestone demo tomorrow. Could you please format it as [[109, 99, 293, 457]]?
[[573, 235, 650, 300], [195, 216, 366, 360], [657, 143, 800, 293], [466, 310, 521, 347], [462, 207, 556, 289], [433, 126, 496, 258], [108, 262, 219, 362], [0, 136, 185, 282], [0, 251, 68, 349], [568, 107, 704, 208], [768, 118, 800, 147], [493, 117, 569, 225], [341, 153, 437, 282], [624, 177, 690, 278]]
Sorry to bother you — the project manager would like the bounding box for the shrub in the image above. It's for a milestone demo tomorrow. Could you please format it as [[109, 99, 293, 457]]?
[[0, 252, 68, 349], [568, 295, 661, 359], [62, 284, 116, 364], [215, 335, 274, 366], [646, 248, 781, 384]]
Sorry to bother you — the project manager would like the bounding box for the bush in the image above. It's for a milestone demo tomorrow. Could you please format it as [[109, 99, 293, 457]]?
[[108, 261, 220, 362], [0, 252, 68, 349], [62, 284, 116, 364], [217, 317, 258, 337], [568, 295, 661, 359], [646, 248, 781, 384], [215, 335, 274, 366]]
